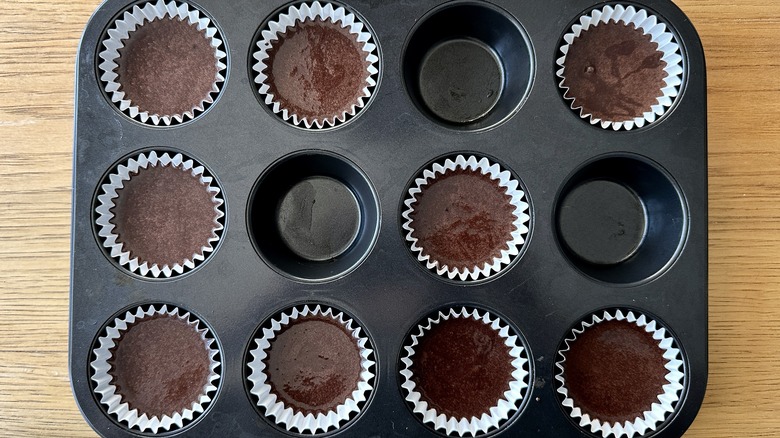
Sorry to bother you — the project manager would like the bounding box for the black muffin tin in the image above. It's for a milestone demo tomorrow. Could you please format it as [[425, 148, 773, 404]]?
[[70, 0, 707, 436]]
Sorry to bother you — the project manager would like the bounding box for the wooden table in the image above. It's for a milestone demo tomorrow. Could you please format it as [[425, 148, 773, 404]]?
[[1, 0, 777, 436]]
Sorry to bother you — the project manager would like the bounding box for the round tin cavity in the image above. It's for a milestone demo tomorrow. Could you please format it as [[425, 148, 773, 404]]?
[[554, 155, 687, 285], [403, 2, 533, 131], [558, 180, 646, 265], [277, 176, 361, 262], [418, 38, 504, 124], [248, 151, 380, 282]]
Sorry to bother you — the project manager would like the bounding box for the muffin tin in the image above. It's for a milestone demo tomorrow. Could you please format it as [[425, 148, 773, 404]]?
[[70, 0, 707, 436]]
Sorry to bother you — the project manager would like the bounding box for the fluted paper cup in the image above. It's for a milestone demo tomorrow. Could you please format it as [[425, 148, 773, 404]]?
[[98, 0, 227, 125], [247, 304, 375, 434], [556, 4, 683, 131], [253, 1, 379, 129], [90, 304, 221, 434], [555, 309, 686, 438], [400, 307, 529, 436], [402, 154, 530, 281], [95, 150, 225, 278]]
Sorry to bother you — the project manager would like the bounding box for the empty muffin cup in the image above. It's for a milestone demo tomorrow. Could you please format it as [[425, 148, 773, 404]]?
[[403, 2, 533, 130], [554, 154, 686, 284], [94, 150, 225, 279], [400, 306, 530, 436], [247, 304, 376, 434], [90, 304, 221, 434], [253, 1, 380, 130], [557, 4, 683, 130], [555, 309, 685, 438], [98, 0, 227, 126], [402, 154, 530, 282], [248, 151, 380, 282]]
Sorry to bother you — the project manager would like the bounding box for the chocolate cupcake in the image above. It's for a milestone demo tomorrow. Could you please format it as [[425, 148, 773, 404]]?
[[253, 1, 379, 129], [99, 0, 227, 125], [402, 155, 530, 281], [555, 309, 685, 437], [247, 304, 375, 434], [400, 307, 529, 436], [557, 4, 683, 130], [95, 151, 225, 278], [90, 304, 221, 433]]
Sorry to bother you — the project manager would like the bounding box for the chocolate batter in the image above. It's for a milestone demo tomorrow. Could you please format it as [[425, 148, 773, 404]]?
[[110, 163, 220, 268], [562, 22, 668, 122], [409, 169, 517, 272], [264, 18, 370, 122], [117, 17, 218, 116], [109, 315, 212, 418], [410, 316, 515, 419], [563, 319, 668, 423], [264, 315, 362, 414]]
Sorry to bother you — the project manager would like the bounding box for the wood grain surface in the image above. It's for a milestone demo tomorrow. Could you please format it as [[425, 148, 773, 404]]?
[[0, 0, 778, 436]]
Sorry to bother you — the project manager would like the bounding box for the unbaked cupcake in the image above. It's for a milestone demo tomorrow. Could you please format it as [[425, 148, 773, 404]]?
[[253, 1, 379, 129], [555, 309, 685, 437], [402, 155, 530, 281], [400, 307, 529, 436], [99, 0, 227, 125], [90, 304, 221, 434], [557, 4, 683, 130], [95, 151, 225, 278], [247, 304, 375, 434]]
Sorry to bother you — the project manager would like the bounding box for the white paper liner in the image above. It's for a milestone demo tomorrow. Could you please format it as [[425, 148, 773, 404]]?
[[247, 304, 375, 434], [556, 4, 684, 131], [90, 304, 221, 434], [98, 0, 227, 126], [401, 155, 530, 281], [555, 309, 686, 438], [400, 307, 529, 437], [95, 150, 225, 278], [252, 1, 379, 129]]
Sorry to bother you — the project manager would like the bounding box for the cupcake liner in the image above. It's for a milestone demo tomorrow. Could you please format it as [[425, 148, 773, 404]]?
[[556, 4, 683, 131], [555, 309, 686, 438], [98, 0, 227, 126], [401, 154, 531, 281], [95, 150, 225, 278], [247, 304, 375, 434], [90, 304, 221, 434], [252, 1, 379, 129], [400, 307, 529, 437]]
